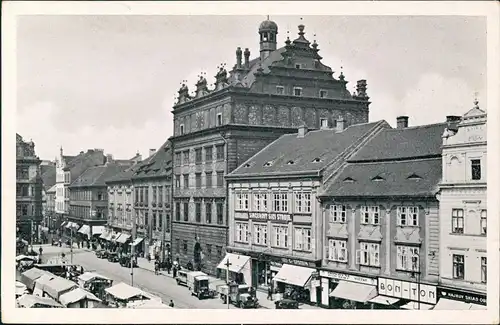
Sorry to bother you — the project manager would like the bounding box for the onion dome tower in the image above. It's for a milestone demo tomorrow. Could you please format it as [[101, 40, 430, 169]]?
[[259, 16, 278, 60]]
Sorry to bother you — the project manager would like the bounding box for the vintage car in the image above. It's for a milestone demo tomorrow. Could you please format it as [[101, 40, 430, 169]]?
[[95, 250, 108, 259], [119, 254, 137, 268], [217, 283, 258, 308], [275, 298, 299, 309], [107, 252, 120, 263]]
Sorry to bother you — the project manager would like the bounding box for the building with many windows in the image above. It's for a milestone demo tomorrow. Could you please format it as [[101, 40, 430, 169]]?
[[171, 18, 371, 275], [434, 100, 487, 310], [318, 116, 447, 310], [16, 133, 43, 243], [225, 121, 388, 305]]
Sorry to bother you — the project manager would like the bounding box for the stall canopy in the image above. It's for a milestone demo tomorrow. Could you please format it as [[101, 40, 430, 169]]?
[[216, 253, 251, 274], [329, 281, 378, 303], [20, 267, 52, 290], [105, 282, 146, 301], [368, 295, 400, 305], [78, 272, 111, 283], [35, 274, 78, 300], [130, 237, 144, 247], [92, 226, 105, 235], [59, 287, 101, 306], [273, 264, 315, 287], [433, 298, 486, 310], [17, 294, 62, 308], [400, 301, 435, 310], [99, 230, 111, 240], [78, 225, 91, 236], [116, 233, 131, 244], [16, 281, 28, 297]]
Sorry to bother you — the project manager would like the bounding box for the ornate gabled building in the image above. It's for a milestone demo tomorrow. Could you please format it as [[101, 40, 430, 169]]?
[[171, 18, 371, 275], [16, 134, 43, 243]]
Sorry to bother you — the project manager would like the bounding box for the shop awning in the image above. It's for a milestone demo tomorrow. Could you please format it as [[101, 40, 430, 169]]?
[[369, 295, 400, 305], [99, 231, 110, 240], [273, 264, 315, 287], [130, 237, 144, 247], [433, 298, 470, 310], [329, 281, 377, 303], [109, 232, 119, 242], [216, 253, 251, 274], [66, 222, 79, 229], [92, 226, 105, 235], [116, 233, 131, 244], [400, 301, 435, 310], [61, 221, 68, 227], [78, 225, 90, 235]]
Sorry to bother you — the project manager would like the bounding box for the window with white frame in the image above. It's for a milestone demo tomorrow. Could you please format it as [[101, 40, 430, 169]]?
[[361, 206, 380, 225], [397, 206, 419, 226], [294, 192, 311, 214], [236, 192, 249, 211], [293, 87, 302, 96], [294, 227, 312, 251], [272, 225, 288, 248], [481, 257, 487, 283], [276, 86, 284, 95], [452, 254, 464, 279], [328, 239, 348, 262], [235, 222, 249, 243], [358, 242, 380, 267], [253, 192, 268, 212], [396, 246, 420, 271], [253, 223, 268, 245], [330, 205, 347, 223], [273, 192, 288, 212], [480, 210, 487, 235]]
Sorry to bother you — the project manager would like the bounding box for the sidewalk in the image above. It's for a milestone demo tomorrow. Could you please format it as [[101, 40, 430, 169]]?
[[136, 257, 322, 310]]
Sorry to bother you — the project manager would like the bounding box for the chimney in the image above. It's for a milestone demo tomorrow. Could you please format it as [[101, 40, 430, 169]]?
[[396, 116, 409, 129], [80, 151, 84, 154], [446, 115, 461, 123], [244, 48, 250, 69], [355, 80, 368, 98], [106, 154, 113, 163], [149, 149, 156, 157], [336, 117, 345, 132], [297, 125, 308, 138], [236, 47, 243, 69]]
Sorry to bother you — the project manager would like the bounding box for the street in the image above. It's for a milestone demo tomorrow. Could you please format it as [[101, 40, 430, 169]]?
[[36, 245, 239, 309]]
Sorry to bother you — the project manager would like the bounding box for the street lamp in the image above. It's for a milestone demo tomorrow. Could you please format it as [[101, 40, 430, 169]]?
[[410, 251, 420, 310], [224, 258, 231, 309]]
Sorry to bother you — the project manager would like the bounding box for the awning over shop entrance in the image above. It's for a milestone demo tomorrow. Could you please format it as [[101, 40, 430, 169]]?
[[110, 233, 120, 242], [216, 253, 251, 273], [116, 233, 131, 244], [92, 226, 104, 235], [400, 301, 434, 310], [368, 295, 400, 305], [65, 222, 79, 229], [78, 225, 90, 236], [329, 281, 377, 303], [130, 237, 144, 247], [433, 298, 486, 310], [99, 230, 111, 240], [273, 264, 315, 287]]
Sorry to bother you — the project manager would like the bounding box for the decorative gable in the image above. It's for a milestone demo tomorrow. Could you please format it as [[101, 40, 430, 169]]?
[[394, 227, 422, 245], [328, 223, 349, 239], [358, 224, 382, 242]]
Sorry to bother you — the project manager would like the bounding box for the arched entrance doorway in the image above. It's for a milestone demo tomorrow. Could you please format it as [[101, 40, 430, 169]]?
[[193, 241, 202, 271]]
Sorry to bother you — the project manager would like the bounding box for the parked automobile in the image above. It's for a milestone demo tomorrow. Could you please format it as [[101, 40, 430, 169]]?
[[217, 283, 258, 308], [107, 252, 119, 263], [275, 299, 299, 309], [95, 250, 108, 259], [119, 254, 137, 268], [186, 271, 210, 300], [175, 270, 188, 286]]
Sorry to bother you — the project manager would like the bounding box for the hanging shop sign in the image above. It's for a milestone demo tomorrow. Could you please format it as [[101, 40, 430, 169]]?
[[249, 212, 291, 222], [320, 270, 377, 286], [437, 287, 486, 306], [378, 277, 437, 305]]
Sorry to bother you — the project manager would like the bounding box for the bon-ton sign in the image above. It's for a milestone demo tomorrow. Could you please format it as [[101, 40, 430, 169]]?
[[320, 270, 377, 286], [378, 278, 437, 305], [249, 212, 291, 222], [437, 287, 486, 306]]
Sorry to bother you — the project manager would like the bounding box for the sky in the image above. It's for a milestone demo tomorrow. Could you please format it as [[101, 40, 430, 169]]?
[[16, 15, 486, 161]]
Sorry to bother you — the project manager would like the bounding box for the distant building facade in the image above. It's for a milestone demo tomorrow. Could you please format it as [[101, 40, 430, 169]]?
[[435, 101, 487, 310], [171, 18, 371, 275], [16, 134, 43, 243]]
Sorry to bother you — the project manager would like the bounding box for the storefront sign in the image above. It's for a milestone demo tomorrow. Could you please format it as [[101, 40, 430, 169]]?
[[249, 212, 291, 222], [280, 257, 316, 268], [311, 279, 321, 287], [234, 212, 248, 219], [437, 287, 486, 306], [320, 270, 377, 286], [378, 278, 437, 305], [270, 261, 283, 268], [248, 251, 317, 268]]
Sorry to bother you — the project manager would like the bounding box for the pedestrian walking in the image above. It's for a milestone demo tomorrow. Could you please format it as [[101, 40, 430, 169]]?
[[267, 286, 273, 300], [154, 260, 159, 275], [169, 300, 174, 308], [39, 246, 43, 256]]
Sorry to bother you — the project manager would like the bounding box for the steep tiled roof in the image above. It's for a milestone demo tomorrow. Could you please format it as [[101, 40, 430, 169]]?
[[229, 121, 388, 177], [349, 123, 446, 162], [70, 163, 130, 188], [132, 140, 172, 180], [323, 158, 441, 198], [41, 165, 56, 190], [229, 48, 286, 88], [64, 150, 106, 181], [105, 162, 143, 184]]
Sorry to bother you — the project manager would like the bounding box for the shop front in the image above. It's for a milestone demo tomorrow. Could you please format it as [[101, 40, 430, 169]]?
[[320, 270, 378, 309], [433, 287, 486, 310], [216, 253, 251, 285], [130, 237, 145, 257], [115, 233, 131, 254], [377, 277, 437, 310], [273, 263, 318, 304]]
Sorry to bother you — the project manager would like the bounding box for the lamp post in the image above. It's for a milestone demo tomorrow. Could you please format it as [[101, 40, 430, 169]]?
[[131, 244, 135, 287], [410, 252, 420, 310], [224, 258, 231, 309], [70, 225, 74, 264]]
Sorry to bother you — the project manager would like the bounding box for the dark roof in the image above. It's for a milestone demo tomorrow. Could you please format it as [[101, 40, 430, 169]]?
[[229, 121, 388, 177], [70, 163, 130, 188], [40, 165, 57, 190], [132, 140, 172, 180], [105, 162, 142, 184], [229, 48, 286, 88], [63, 155, 77, 162], [349, 123, 446, 162], [322, 158, 441, 198], [64, 150, 106, 181]]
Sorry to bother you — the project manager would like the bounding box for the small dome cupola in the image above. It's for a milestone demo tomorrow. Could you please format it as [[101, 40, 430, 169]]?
[[259, 16, 278, 60]]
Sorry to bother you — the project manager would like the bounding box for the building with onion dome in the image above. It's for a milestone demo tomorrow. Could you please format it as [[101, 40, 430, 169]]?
[[170, 18, 372, 276]]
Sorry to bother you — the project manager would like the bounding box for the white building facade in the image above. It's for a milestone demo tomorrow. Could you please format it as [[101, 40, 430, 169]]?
[[436, 101, 487, 310]]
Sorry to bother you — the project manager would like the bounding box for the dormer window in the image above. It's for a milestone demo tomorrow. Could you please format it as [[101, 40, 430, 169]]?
[[295, 64, 302, 69], [343, 177, 355, 183], [276, 86, 284, 95], [243, 163, 252, 168], [180, 124, 185, 135], [319, 90, 327, 98], [216, 113, 222, 126], [407, 173, 422, 180], [372, 175, 385, 182], [264, 161, 274, 167], [312, 157, 322, 163], [294, 87, 303, 97], [287, 160, 295, 165]]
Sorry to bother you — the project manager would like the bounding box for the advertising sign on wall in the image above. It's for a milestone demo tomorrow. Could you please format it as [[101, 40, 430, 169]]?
[[378, 277, 437, 305]]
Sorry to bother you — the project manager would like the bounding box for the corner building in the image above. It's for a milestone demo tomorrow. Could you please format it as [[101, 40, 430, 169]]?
[[171, 19, 371, 275], [434, 101, 487, 310]]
